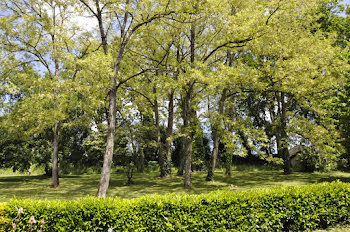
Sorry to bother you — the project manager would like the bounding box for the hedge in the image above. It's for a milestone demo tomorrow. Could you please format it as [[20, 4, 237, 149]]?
[[1, 182, 350, 231]]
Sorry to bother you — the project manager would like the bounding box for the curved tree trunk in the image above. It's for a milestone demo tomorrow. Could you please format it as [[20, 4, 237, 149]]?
[[97, 2, 129, 195]]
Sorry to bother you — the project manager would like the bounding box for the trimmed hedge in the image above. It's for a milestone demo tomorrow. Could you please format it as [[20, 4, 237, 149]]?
[[2, 182, 350, 231], [0, 202, 10, 232]]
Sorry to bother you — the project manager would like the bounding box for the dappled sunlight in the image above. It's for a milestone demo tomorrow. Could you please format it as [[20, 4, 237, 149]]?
[[1, 167, 350, 201]]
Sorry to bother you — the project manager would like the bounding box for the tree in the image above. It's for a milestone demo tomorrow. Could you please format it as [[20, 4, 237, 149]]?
[[242, 0, 345, 173], [316, 0, 350, 168], [0, 0, 97, 186]]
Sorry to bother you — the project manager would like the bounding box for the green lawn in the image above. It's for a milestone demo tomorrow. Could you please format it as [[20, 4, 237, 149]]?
[[316, 225, 350, 232], [1, 166, 350, 201]]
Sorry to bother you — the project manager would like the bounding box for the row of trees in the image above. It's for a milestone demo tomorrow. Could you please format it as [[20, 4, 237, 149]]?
[[0, 0, 349, 196]]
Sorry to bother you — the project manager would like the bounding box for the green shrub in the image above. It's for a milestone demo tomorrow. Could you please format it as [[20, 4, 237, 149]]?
[[3, 182, 350, 231], [0, 202, 10, 232]]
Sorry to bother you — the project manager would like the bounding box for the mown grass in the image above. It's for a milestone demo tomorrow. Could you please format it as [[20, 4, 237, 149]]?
[[316, 225, 350, 232], [1, 165, 350, 202]]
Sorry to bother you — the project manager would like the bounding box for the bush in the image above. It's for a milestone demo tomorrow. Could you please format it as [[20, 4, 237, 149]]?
[[0, 203, 10, 232], [3, 182, 350, 231]]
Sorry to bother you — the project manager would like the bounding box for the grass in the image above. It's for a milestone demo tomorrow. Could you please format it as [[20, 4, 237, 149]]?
[[1, 165, 350, 202], [315, 225, 350, 232]]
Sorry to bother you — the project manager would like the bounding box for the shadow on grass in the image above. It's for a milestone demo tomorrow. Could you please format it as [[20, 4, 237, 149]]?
[[318, 176, 350, 183], [0, 175, 49, 182], [1, 167, 350, 201]]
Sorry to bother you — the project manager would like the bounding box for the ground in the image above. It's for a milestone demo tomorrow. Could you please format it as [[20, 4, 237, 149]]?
[[1, 165, 350, 201], [316, 225, 350, 232]]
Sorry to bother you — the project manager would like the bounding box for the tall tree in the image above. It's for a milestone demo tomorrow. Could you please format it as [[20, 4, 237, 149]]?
[[244, 0, 345, 173], [0, 0, 92, 187], [79, 0, 176, 196]]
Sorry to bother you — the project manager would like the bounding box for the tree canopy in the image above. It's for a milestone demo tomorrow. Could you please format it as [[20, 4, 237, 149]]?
[[0, 0, 349, 195]]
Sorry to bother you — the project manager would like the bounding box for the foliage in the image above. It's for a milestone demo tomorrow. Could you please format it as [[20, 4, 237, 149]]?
[[296, 147, 337, 172], [0, 133, 52, 174], [2, 182, 350, 231], [0, 0, 350, 194], [315, 0, 350, 166], [0, 202, 10, 231]]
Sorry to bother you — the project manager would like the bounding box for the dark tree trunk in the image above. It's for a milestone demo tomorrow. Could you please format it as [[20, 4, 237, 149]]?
[[51, 121, 60, 188], [136, 148, 144, 173], [276, 131, 291, 174], [206, 89, 227, 181], [177, 136, 185, 176], [225, 154, 232, 176], [283, 146, 291, 174], [281, 97, 291, 175], [276, 92, 291, 174], [95, 0, 108, 55], [164, 90, 174, 176]]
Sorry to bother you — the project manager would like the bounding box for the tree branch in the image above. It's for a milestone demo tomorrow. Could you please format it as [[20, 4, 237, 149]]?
[[202, 37, 253, 62], [79, 0, 98, 17]]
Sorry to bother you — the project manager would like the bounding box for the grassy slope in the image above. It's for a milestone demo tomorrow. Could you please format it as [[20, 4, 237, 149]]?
[[1, 166, 350, 201]]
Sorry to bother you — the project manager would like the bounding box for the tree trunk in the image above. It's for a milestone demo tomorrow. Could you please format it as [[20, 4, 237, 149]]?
[[177, 136, 185, 176], [51, 121, 60, 188], [225, 95, 236, 177], [280, 92, 291, 174], [276, 92, 291, 174], [183, 83, 194, 188], [164, 90, 174, 176], [97, 86, 117, 196], [225, 153, 232, 176], [97, 7, 129, 195], [206, 89, 227, 181], [183, 22, 196, 188], [184, 134, 193, 188], [154, 86, 166, 177], [136, 148, 144, 173], [95, 0, 108, 55], [206, 130, 219, 181], [28, 147, 34, 175], [277, 132, 291, 174], [51, 47, 60, 187]]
